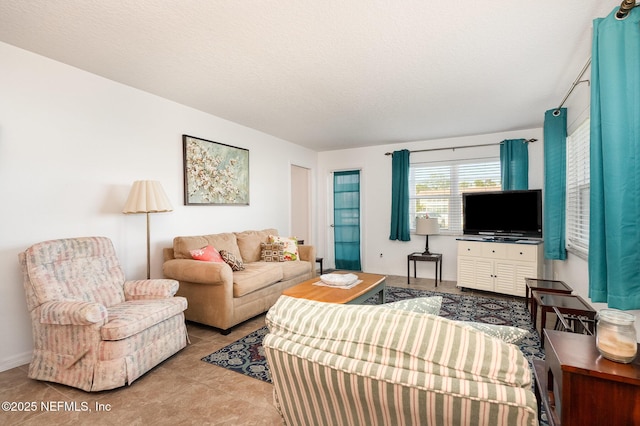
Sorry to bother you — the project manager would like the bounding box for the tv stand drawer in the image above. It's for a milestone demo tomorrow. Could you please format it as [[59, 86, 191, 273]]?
[[507, 244, 537, 261], [482, 243, 507, 258], [457, 241, 482, 257]]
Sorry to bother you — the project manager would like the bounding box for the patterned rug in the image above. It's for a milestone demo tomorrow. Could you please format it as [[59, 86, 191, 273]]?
[[201, 286, 545, 384]]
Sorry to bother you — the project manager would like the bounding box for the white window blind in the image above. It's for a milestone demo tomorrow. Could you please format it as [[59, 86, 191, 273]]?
[[409, 158, 501, 233], [566, 118, 590, 258]]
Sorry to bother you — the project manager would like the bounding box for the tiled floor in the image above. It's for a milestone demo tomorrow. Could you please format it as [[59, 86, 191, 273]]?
[[0, 275, 522, 425]]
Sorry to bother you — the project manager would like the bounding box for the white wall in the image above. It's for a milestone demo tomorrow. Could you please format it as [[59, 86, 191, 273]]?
[[0, 41, 317, 371], [317, 128, 544, 280]]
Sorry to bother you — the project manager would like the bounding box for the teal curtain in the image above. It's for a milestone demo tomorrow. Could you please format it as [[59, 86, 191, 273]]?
[[543, 108, 567, 260], [589, 6, 640, 309], [389, 149, 410, 241], [334, 170, 361, 271], [500, 139, 529, 190]]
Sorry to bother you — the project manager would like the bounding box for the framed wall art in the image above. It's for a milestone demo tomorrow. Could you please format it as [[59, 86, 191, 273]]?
[[182, 135, 249, 205]]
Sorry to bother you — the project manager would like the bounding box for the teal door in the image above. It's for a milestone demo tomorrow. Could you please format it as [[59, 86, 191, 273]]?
[[333, 170, 361, 271]]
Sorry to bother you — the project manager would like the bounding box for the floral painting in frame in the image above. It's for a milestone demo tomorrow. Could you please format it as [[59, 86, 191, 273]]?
[[182, 135, 249, 205]]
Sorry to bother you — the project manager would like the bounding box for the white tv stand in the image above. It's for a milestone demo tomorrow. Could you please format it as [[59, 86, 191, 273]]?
[[456, 238, 543, 297]]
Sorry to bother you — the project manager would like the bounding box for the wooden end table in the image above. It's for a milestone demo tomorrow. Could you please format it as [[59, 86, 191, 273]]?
[[535, 330, 640, 426], [282, 272, 386, 305], [407, 252, 442, 286], [524, 278, 573, 321], [532, 292, 596, 346]]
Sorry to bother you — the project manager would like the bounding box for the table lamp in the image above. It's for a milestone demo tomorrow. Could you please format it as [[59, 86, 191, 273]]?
[[416, 217, 439, 255], [123, 180, 173, 279]]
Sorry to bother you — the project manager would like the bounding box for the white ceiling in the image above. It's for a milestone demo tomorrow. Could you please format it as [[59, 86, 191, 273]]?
[[0, 1, 617, 151]]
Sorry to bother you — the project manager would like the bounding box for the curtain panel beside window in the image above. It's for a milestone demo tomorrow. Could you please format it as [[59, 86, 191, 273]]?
[[389, 149, 410, 241], [543, 108, 568, 260], [500, 139, 528, 190], [589, 6, 640, 310]]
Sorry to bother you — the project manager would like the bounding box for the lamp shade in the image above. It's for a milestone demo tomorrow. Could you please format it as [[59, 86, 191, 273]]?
[[123, 180, 173, 214], [416, 217, 439, 235]]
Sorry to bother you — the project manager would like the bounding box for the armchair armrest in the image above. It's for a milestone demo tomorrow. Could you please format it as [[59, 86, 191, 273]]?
[[124, 279, 180, 300], [39, 300, 107, 325], [163, 258, 233, 285]]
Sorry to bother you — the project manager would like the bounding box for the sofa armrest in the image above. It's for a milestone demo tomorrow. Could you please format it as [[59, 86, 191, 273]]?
[[124, 279, 179, 300], [39, 300, 107, 325], [298, 245, 316, 263], [163, 247, 176, 262], [163, 258, 233, 285]]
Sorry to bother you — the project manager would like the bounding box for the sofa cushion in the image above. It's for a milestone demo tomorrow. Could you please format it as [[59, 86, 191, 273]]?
[[99, 313, 185, 360], [235, 228, 278, 262], [25, 237, 126, 308], [219, 250, 245, 271], [173, 233, 241, 260], [101, 297, 188, 341], [233, 263, 283, 297], [189, 245, 224, 262], [459, 322, 530, 344], [382, 296, 442, 315], [261, 242, 285, 262], [381, 296, 528, 344], [279, 259, 312, 280], [268, 235, 299, 261]]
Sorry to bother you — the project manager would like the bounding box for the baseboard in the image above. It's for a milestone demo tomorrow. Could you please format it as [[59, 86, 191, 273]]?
[[0, 351, 31, 373]]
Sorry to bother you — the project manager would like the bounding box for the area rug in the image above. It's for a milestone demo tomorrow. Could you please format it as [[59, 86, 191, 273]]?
[[201, 286, 545, 384]]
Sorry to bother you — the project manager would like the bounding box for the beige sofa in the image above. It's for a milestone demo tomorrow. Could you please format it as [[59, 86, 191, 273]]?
[[163, 228, 316, 333]]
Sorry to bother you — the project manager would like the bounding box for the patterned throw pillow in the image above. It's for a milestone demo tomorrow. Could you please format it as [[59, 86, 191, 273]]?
[[458, 322, 529, 344], [219, 249, 245, 271], [261, 242, 285, 262], [381, 297, 528, 344], [268, 235, 299, 261], [382, 296, 442, 316], [190, 245, 224, 262]]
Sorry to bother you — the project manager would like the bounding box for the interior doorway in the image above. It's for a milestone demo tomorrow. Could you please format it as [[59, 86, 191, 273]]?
[[290, 164, 311, 243]]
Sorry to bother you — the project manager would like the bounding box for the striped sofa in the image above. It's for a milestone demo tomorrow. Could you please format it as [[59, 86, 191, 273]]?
[[18, 237, 188, 392], [263, 296, 538, 426]]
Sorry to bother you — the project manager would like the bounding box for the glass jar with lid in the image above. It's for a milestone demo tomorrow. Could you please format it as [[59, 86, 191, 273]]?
[[596, 308, 638, 363]]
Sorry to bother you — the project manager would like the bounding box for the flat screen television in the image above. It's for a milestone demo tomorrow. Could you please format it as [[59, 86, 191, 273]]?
[[462, 189, 542, 239]]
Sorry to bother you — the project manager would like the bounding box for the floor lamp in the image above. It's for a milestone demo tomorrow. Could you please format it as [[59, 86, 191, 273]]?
[[416, 217, 440, 255], [123, 180, 173, 279]]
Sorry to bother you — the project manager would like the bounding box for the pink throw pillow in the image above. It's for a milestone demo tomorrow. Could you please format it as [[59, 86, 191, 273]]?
[[190, 245, 224, 262]]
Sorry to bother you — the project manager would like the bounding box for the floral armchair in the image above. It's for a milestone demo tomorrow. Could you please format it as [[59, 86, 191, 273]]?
[[18, 236, 188, 392]]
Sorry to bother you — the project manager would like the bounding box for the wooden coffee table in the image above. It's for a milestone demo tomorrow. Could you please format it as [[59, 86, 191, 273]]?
[[282, 272, 387, 304]]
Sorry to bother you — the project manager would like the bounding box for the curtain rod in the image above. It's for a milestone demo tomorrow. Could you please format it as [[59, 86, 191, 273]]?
[[552, 57, 591, 116], [551, 0, 638, 115], [384, 138, 537, 156]]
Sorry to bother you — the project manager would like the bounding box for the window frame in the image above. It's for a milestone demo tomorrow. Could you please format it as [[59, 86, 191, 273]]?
[[565, 118, 590, 259], [409, 157, 501, 235]]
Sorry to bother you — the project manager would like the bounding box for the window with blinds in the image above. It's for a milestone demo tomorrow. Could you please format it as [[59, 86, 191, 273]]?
[[566, 119, 590, 258], [409, 158, 501, 234]]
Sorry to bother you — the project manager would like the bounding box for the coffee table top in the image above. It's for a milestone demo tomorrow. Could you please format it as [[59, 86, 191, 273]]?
[[282, 272, 386, 304]]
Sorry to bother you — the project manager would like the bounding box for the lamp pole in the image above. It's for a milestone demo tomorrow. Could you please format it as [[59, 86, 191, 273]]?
[[146, 211, 151, 279]]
